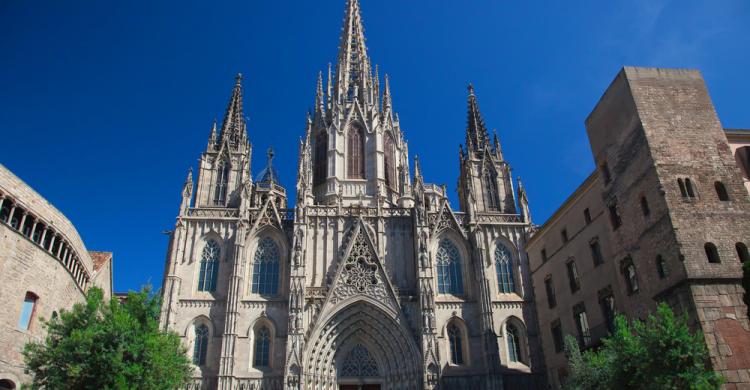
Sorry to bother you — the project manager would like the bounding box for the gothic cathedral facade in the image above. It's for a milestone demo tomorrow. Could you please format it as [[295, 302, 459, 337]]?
[[159, 1, 542, 389]]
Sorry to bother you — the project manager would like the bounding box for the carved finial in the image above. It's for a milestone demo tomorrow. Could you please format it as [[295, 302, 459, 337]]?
[[235, 73, 243, 84], [267, 146, 275, 163], [467, 83, 474, 95]]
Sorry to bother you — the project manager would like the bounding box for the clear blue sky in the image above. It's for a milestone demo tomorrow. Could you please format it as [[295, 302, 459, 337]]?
[[2, 1, 749, 292]]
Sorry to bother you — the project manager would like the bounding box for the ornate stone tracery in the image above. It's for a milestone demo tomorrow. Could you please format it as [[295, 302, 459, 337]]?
[[329, 225, 391, 306], [340, 344, 379, 377]]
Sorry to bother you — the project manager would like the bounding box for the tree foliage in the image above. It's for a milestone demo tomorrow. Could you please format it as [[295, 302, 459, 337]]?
[[23, 287, 192, 390], [564, 303, 722, 390]]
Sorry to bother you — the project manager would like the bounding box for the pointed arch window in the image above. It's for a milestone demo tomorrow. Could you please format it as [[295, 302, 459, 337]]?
[[251, 237, 280, 295], [198, 240, 220, 292], [384, 133, 397, 188], [484, 168, 499, 211], [340, 344, 379, 377], [507, 323, 523, 363], [314, 131, 328, 186], [436, 239, 463, 295], [213, 160, 230, 206], [347, 127, 365, 179], [193, 324, 209, 365], [448, 323, 464, 365], [495, 244, 516, 293], [253, 326, 271, 367]]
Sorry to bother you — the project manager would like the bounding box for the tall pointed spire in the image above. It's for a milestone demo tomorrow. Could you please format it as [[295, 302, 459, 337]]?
[[382, 74, 392, 111], [335, 0, 372, 104], [466, 83, 490, 153], [315, 71, 325, 115], [219, 73, 248, 147]]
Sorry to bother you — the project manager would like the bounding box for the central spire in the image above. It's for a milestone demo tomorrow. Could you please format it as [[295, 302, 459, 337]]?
[[335, 0, 373, 105]]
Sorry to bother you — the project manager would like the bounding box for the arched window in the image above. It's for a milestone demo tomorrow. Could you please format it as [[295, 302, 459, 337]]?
[[213, 160, 230, 206], [253, 326, 271, 367], [193, 324, 209, 365], [384, 133, 396, 189], [314, 131, 328, 186], [447, 323, 464, 365], [251, 237, 280, 295], [347, 127, 365, 179], [495, 244, 516, 293], [705, 242, 721, 263], [198, 240, 220, 292], [0, 379, 16, 390], [484, 168, 499, 211], [656, 255, 668, 279], [18, 292, 38, 330], [736, 242, 750, 263], [715, 181, 729, 201], [436, 239, 463, 295], [506, 323, 522, 363], [340, 344, 379, 377]]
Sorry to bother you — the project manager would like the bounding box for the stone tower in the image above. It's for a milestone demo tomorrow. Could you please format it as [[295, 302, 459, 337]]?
[[586, 67, 750, 382]]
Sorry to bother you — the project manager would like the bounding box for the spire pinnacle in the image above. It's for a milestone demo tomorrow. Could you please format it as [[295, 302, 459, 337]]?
[[315, 71, 325, 114], [382, 74, 392, 110], [465, 83, 490, 153], [219, 74, 248, 147], [335, 0, 371, 104]]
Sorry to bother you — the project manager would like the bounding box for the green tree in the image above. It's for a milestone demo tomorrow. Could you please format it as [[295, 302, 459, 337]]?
[[564, 303, 722, 390], [23, 287, 191, 390]]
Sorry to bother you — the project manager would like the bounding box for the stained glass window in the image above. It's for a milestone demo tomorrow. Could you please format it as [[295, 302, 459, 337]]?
[[507, 323, 522, 363], [314, 131, 328, 185], [448, 324, 464, 364], [436, 239, 463, 295], [254, 326, 271, 367], [251, 237, 280, 295], [213, 160, 230, 206], [495, 244, 516, 293], [347, 127, 365, 179], [193, 324, 209, 365], [198, 240, 220, 292]]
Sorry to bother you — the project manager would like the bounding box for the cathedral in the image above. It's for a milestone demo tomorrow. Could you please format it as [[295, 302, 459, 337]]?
[[159, 0, 541, 388]]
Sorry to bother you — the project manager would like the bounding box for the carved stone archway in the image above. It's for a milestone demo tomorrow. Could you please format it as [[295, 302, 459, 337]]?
[[303, 300, 422, 390]]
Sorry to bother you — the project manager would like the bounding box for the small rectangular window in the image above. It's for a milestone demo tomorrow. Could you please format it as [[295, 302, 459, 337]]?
[[574, 303, 591, 347], [545, 276, 556, 308], [589, 238, 604, 266], [599, 293, 616, 333], [561, 229, 569, 243], [608, 199, 622, 229], [541, 248, 548, 263], [601, 162, 612, 184], [566, 259, 580, 293], [551, 320, 564, 353], [640, 195, 650, 216], [18, 292, 37, 330], [583, 208, 592, 224]]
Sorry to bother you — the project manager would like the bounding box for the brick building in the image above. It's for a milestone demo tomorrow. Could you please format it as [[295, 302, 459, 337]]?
[[0, 164, 113, 389], [527, 67, 750, 388]]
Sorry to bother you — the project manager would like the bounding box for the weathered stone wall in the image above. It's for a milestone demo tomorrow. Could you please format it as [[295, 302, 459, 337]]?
[[0, 164, 112, 387]]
